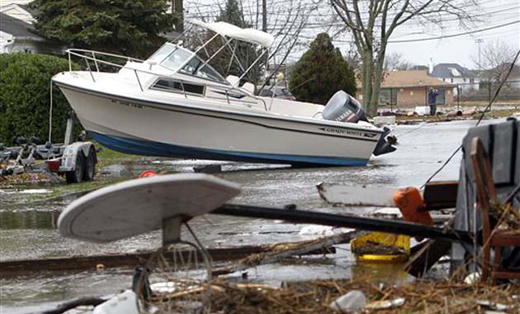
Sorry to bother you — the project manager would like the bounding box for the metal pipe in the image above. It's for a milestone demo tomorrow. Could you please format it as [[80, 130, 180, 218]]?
[[92, 52, 100, 72], [234, 49, 268, 88], [134, 70, 143, 92], [213, 204, 475, 244]]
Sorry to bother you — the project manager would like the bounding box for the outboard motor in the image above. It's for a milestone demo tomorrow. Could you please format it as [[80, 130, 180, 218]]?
[[322, 91, 368, 123], [373, 127, 397, 156]]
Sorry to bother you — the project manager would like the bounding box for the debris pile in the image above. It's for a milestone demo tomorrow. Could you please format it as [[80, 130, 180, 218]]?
[[144, 279, 520, 313]]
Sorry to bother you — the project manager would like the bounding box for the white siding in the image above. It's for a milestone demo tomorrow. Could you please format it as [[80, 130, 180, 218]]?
[[0, 1, 32, 6], [0, 5, 34, 23]]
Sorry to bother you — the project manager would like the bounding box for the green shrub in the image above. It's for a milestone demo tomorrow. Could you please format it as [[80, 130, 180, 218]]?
[[0, 53, 78, 145], [289, 33, 356, 105]]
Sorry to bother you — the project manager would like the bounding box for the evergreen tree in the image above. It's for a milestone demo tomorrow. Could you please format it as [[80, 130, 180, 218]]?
[[217, 0, 248, 28], [31, 0, 176, 58], [289, 33, 356, 105]]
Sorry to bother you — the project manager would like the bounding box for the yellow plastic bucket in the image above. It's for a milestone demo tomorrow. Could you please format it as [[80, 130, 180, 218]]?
[[351, 232, 410, 263]]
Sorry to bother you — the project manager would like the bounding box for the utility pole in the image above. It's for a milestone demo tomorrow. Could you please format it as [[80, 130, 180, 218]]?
[[173, 0, 184, 32], [262, 0, 269, 75], [475, 39, 483, 71], [262, 0, 267, 32]]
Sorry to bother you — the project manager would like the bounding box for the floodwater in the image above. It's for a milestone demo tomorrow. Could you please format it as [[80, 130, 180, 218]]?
[[0, 119, 499, 313]]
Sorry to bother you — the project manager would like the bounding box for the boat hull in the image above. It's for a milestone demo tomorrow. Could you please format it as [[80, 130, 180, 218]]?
[[55, 82, 383, 166]]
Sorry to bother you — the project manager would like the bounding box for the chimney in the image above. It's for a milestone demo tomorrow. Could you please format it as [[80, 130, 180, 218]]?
[[428, 58, 434, 74]]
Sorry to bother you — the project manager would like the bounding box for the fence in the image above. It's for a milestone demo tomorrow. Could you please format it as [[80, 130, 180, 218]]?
[[455, 80, 520, 108], [377, 80, 520, 111]]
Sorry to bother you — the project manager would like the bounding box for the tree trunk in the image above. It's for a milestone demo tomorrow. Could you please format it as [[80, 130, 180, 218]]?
[[361, 50, 374, 113], [368, 48, 387, 116], [173, 0, 184, 32]]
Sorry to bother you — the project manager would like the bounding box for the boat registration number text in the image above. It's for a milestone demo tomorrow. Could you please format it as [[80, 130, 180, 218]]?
[[110, 99, 143, 109]]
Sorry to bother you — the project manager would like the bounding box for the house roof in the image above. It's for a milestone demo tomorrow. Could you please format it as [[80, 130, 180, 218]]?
[[431, 63, 473, 78], [382, 70, 454, 89], [18, 4, 37, 16], [0, 11, 42, 40], [356, 70, 454, 90]]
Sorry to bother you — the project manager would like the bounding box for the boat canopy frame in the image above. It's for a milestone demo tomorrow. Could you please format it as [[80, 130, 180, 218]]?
[[175, 20, 273, 88]]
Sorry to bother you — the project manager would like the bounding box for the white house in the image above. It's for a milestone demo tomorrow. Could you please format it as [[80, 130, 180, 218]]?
[[0, 2, 34, 23], [430, 63, 480, 92], [0, 0, 32, 6], [0, 12, 63, 54]]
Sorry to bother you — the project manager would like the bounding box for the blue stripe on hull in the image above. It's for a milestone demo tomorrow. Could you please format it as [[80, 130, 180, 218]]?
[[89, 132, 368, 167]]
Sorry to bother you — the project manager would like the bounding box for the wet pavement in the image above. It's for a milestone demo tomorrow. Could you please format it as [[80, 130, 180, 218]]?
[[0, 119, 499, 313]]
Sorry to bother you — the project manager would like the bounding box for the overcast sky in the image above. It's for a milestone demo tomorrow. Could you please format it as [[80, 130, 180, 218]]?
[[186, 0, 519, 70], [384, 0, 520, 69]]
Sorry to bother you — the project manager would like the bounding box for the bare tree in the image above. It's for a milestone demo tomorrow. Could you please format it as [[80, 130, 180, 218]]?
[[330, 0, 476, 115], [474, 40, 517, 83], [185, 0, 326, 91], [384, 52, 413, 71]]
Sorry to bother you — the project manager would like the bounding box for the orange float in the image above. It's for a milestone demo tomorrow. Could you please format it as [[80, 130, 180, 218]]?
[[138, 170, 157, 178]]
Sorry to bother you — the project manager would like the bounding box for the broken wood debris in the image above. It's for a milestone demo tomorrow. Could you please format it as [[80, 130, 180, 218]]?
[[155, 279, 520, 314], [0, 239, 337, 277], [213, 230, 365, 276]]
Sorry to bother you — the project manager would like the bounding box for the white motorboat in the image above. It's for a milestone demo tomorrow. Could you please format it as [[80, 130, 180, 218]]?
[[52, 20, 396, 167]]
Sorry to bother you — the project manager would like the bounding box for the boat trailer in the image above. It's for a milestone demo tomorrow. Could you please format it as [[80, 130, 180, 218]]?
[[0, 117, 97, 184]]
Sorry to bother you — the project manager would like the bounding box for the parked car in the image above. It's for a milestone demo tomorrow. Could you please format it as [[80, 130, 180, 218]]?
[[259, 86, 296, 100]]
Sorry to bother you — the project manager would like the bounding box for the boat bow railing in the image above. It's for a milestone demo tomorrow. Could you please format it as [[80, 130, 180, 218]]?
[[66, 49, 269, 111], [67, 49, 193, 96]]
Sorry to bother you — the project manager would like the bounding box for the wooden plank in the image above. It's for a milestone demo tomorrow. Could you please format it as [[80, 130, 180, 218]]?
[[318, 181, 458, 211], [213, 230, 364, 276], [404, 239, 451, 277], [317, 182, 396, 207], [0, 243, 335, 277]]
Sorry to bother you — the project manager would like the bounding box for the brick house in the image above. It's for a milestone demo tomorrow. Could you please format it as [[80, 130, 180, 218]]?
[[356, 70, 455, 108]]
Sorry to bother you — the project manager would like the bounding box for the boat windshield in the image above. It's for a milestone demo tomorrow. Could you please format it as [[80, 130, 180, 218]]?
[[148, 44, 227, 84]]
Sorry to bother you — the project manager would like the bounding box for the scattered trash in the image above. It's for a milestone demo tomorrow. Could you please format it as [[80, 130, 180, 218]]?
[[330, 290, 366, 312], [193, 164, 222, 173], [92, 290, 140, 314], [476, 300, 514, 311], [298, 225, 335, 236], [138, 170, 157, 178], [447, 110, 463, 117], [414, 106, 429, 116], [464, 272, 481, 284], [95, 264, 105, 273], [366, 297, 406, 310], [373, 207, 402, 219], [373, 115, 396, 127]]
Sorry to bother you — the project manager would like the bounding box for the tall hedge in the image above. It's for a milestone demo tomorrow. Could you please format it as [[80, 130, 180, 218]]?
[[289, 33, 356, 105], [0, 53, 78, 145]]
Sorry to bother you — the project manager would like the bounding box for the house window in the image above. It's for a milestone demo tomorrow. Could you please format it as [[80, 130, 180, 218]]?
[[410, 91, 414, 96], [151, 78, 205, 95], [450, 78, 453, 83]]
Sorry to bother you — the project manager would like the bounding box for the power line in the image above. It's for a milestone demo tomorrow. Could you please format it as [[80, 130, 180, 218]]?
[[388, 20, 520, 43]]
